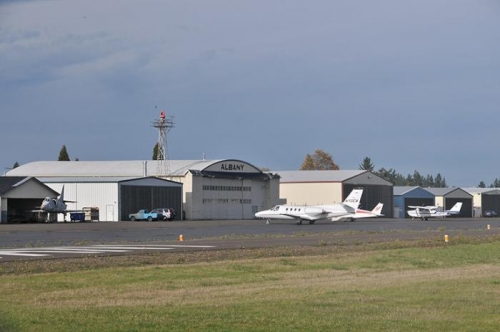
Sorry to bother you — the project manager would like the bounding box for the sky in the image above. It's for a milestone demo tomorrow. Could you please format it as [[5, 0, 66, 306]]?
[[1, 0, 499, 187]]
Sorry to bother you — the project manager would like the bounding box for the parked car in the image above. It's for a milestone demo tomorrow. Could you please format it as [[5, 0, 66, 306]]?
[[128, 209, 158, 221], [484, 210, 497, 218], [151, 208, 176, 221]]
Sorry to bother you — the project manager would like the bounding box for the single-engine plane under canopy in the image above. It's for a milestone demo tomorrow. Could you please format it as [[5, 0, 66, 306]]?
[[407, 202, 463, 221]]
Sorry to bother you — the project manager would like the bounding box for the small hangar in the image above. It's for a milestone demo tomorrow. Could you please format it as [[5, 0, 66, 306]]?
[[425, 188, 473, 218], [0, 177, 59, 223], [393, 186, 435, 219], [463, 188, 500, 217], [7, 159, 280, 220], [276, 170, 394, 218]]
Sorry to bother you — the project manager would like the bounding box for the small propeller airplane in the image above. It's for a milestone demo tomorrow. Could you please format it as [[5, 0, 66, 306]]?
[[407, 202, 463, 221], [255, 188, 363, 225], [331, 203, 384, 222]]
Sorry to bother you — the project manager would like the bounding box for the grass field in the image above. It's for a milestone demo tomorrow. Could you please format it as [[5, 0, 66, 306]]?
[[1, 236, 499, 331]]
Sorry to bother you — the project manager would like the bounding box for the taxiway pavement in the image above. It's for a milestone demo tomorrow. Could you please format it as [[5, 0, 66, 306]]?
[[1, 218, 499, 261]]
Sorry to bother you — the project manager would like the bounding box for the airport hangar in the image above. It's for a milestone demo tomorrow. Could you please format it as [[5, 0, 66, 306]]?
[[393, 186, 436, 219], [462, 188, 500, 217], [6, 159, 280, 221], [424, 187, 473, 218], [0, 176, 59, 223], [276, 170, 394, 218]]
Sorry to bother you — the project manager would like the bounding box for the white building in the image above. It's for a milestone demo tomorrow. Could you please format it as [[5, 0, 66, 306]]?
[[7, 159, 280, 220]]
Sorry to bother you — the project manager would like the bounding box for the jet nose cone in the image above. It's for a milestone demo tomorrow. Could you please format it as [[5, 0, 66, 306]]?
[[255, 211, 265, 218]]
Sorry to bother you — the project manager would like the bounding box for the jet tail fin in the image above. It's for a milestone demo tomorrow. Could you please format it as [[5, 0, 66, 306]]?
[[372, 203, 384, 216], [59, 185, 64, 202], [449, 202, 463, 213], [342, 188, 363, 210]]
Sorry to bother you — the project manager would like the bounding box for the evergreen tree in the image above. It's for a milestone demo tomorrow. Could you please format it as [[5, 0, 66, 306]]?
[[412, 170, 423, 186], [424, 174, 434, 187], [152, 143, 159, 160], [58, 145, 70, 161], [434, 173, 443, 187], [478, 181, 486, 188], [359, 157, 374, 172], [12, 161, 19, 169]]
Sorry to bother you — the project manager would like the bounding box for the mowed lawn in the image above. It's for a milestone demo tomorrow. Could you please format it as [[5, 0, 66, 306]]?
[[1, 239, 500, 332]]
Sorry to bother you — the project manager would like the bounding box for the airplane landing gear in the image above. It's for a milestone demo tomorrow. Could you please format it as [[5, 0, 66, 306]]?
[[296, 220, 303, 225], [309, 220, 315, 224]]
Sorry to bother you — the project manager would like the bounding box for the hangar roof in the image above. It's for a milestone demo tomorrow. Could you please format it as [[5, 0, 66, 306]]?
[[0, 176, 30, 195], [278, 170, 365, 182], [0, 176, 59, 197], [36, 176, 181, 185], [277, 170, 392, 186], [425, 187, 473, 198], [393, 186, 422, 196], [6, 160, 263, 178], [462, 187, 500, 195]]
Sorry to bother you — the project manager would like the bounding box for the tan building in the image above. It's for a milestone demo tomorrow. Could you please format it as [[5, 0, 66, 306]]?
[[276, 170, 393, 217]]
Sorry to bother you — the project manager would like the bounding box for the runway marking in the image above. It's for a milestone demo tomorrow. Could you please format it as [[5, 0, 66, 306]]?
[[0, 244, 216, 260]]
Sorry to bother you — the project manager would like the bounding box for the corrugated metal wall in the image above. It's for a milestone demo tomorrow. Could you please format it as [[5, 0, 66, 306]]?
[[120, 185, 182, 221], [343, 184, 394, 218]]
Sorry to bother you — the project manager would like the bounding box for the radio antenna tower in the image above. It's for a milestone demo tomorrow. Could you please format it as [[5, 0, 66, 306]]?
[[151, 109, 174, 177]]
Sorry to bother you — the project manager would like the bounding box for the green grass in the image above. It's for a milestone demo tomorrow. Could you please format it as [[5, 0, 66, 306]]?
[[1, 239, 500, 331]]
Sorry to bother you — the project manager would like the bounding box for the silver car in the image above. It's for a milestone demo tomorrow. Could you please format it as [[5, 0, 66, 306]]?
[[150, 208, 176, 221]]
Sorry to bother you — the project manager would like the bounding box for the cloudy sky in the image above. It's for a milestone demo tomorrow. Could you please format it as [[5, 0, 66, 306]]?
[[1, 0, 499, 187]]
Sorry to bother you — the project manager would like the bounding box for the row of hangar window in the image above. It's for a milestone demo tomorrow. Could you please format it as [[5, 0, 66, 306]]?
[[202, 199, 252, 204], [203, 185, 252, 192]]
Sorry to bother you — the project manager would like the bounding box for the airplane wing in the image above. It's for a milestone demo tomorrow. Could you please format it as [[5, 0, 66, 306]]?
[[30, 209, 80, 214], [281, 212, 327, 221]]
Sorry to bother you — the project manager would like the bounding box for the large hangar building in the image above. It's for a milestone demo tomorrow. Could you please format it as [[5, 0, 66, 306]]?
[[276, 170, 394, 218], [7, 159, 280, 221]]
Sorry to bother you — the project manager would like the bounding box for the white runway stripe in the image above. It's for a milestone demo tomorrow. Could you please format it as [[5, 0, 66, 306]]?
[[0, 251, 49, 257], [0, 244, 215, 259]]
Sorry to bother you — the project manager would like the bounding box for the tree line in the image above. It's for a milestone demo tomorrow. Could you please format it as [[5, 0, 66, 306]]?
[[6, 146, 499, 188], [300, 150, 447, 187]]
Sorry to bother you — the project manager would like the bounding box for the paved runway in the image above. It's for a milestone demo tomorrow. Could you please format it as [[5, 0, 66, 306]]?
[[1, 218, 499, 261]]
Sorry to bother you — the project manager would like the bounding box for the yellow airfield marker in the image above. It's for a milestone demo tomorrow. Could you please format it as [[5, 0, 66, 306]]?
[[444, 234, 449, 243]]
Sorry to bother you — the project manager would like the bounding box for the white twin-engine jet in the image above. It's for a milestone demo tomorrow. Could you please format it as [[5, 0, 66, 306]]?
[[331, 203, 384, 222], [255, 188, 364, 225], [407, 202, 463, 221]]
